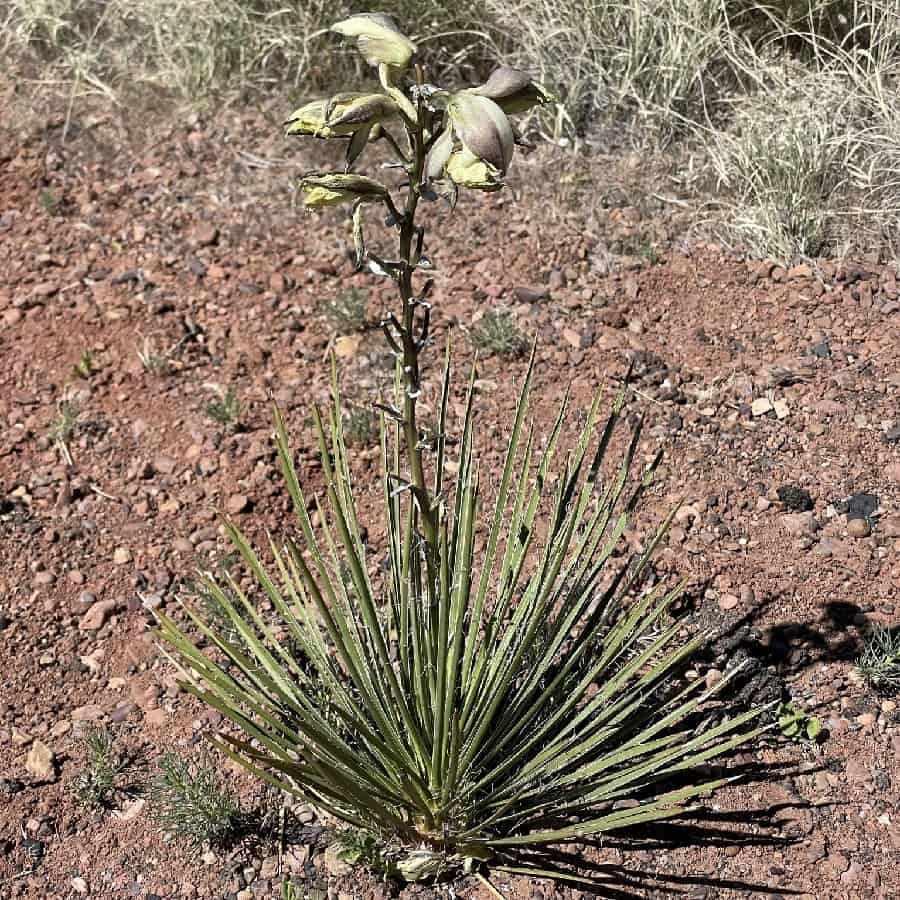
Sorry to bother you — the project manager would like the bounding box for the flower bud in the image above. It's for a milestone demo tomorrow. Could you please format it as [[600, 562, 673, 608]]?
[[331, 13, 416, 71], [469, 66, 555, 115], [300, 173, 388, 208]]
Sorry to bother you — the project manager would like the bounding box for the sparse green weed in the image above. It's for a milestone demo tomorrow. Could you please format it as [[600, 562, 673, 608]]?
[[71, 349, 94, 380], [137, 336, 169, 374], [776, 701, 823, 743], [150, 752, 240, 847], [49, 397, 81, 465], [205, 386, 241, 428], [333, 829, 395, 875], [326, 288, 368, 335], [38, 188, 62, 216], [74, 727, 128, 808], [471, 310, 530, 357], [187, 551, 242, 644]]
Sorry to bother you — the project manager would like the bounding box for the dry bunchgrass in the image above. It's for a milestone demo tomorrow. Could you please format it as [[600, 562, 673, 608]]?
[[699, 2, 900, 261], [4, 0, 900, 261], [700, 60, 863, 261], [0, 1, 500, 101], [482, 0, 731, 142]]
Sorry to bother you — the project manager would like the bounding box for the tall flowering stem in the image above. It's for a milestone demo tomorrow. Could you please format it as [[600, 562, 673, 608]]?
[[288, 15, 554, 573], [395, 75, 437, 564]]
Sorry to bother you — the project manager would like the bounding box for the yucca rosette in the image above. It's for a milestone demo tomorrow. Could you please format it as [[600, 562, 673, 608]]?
[[468, 66, 555, 116], [300, 173, 389, 209], [426, 93, 514, 192]]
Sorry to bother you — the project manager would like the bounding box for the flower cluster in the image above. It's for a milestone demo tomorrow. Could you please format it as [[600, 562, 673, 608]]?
[[285, 13, 553, 208]]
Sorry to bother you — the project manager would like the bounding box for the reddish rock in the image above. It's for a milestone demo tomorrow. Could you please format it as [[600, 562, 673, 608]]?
[[193, 224, 219, 247], [79, 599, 118, 631]]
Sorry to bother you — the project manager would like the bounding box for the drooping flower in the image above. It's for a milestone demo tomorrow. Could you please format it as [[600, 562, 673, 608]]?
[[468, 66, 555, 116], [300, 173, 389, 208], [444, 146, 504, 192], [284, 97, 340, 139], [331, 13, 416, 71], [284, 93, 397, 138], [425, 93, 514, 193], [286, 93, 399, 168]]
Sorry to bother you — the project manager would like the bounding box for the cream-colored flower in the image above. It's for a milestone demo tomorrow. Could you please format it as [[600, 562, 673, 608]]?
[[286, 93, 399, 168], [425, 93, 514, 192], [448, 93, 514, 173], [331, 13, 416, 71], [445, 148, 504, 192], [285, 93, 397, 138]]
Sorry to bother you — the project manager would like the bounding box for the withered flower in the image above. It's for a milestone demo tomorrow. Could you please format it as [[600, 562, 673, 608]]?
[[426, 93, 514, 192], [300, 173, 389, 208]]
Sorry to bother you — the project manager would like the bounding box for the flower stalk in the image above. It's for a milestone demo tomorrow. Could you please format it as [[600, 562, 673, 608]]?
[[289, 23, 553, 576]]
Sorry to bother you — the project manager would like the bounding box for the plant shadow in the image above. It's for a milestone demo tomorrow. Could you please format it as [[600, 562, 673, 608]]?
[[501, 808, 807, 898], [674, 586, 878, 710], [496, 758, 815, 898]]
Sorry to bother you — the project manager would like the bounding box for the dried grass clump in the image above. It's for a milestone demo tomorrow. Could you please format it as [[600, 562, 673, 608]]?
[[8, 1, 900, 259]]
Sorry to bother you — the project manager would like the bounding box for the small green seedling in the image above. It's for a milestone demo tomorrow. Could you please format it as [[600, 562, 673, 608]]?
[[49, 398, 80, 464], [74, 727, 127, 808], [137, 337, 169, 374], [38, 188, 61, 216], [776, 702, 822, 742], [333, 829, 394, 875], [189, 552, 241, 642], [205, 386, 241, 427], [150, 752, 241, 847], [71, 349, 95, 380], [49, 399, 80, 443]]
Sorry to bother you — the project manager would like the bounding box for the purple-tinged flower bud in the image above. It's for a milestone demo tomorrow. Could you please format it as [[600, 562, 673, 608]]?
[[469, 66, 555, 115]]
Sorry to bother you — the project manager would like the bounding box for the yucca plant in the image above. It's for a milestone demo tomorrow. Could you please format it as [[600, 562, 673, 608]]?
[[157, 12, 763, 886], [856, 625, 900, 693]]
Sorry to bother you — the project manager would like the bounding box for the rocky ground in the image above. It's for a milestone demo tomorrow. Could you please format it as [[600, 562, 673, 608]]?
[[1, 89, 899, 899]]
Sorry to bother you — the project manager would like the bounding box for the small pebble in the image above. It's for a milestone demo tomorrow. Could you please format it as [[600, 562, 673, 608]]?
[[719, 593, 739, 611], [113, 547, 132, 565], [226, 493, 250, 515]]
